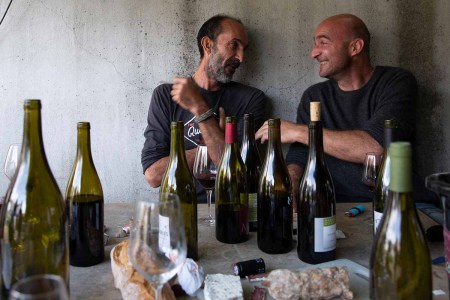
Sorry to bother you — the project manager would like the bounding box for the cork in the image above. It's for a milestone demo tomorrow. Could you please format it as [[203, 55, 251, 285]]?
[[310, 101, 321, 122]]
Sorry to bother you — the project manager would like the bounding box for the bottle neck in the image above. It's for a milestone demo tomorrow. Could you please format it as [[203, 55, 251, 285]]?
[[267, 123, 283, 156], [307, 121, 324, 161], [243, 119, 256, 145], [22, 105, 46, 162], [77, 128, 92, 160], [169, 124, 186, 162]]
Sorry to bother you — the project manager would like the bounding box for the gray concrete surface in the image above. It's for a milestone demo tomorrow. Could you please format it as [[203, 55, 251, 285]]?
[[1, 0, 449, 202]]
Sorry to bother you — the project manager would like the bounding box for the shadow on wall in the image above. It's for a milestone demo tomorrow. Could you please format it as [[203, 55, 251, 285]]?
[[397, 1, 446, 175]]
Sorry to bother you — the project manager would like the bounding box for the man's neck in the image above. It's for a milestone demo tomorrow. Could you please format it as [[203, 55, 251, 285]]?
[[336, 63, 375, 91], [192, 62, 223, 91]]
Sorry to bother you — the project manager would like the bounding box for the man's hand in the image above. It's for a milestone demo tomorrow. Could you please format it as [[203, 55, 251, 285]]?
[[171, 76, 209, 116], [256, 119, 307, 144]]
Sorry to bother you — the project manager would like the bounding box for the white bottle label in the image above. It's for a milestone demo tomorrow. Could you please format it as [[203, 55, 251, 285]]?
[[374, 211, 383, 233], [314, 216, 336, 252], [158, 214, 171, 254], [249, 193, 257, 222]]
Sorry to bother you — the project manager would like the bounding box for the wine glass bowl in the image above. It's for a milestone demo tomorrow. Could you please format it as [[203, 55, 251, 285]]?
[[193, 145, 219, 226], [4, 143, 21, 180], [8, 274, 69, 300], [362, 152, 382, 192], [128, 194, 187, 299]]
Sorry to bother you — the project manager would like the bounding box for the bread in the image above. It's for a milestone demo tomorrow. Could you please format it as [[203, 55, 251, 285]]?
[[110, 240, 175, 300]]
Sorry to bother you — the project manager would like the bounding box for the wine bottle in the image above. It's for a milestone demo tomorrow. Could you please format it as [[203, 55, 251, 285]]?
[[0, 100, 69, 296], [298, 101, 336, 264], [215, 116, 249, 244], [257, 118, 293, 254], [240, 113, 261, 232], [370, 142, 432, 299], [160, 121, 198, 260], [372, 119, 397, 234], [66, 122, 104, 267]]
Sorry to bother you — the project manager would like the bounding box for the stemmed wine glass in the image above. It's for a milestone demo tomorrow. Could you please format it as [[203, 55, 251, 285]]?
[[8, 274, 69, 300], [128, 194, 187, 300], [362, 152, 382, 192], [193, 145, 219, 226], [4, 143, 21, 180]]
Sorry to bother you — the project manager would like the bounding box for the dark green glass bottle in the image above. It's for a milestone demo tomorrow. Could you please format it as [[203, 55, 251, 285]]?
[[160, 121, 198, 260], [370, 142, 432, 299], [240, 114, 261, 232], [298, 101, 336, 264], [0, 100, 69, 296], [372, 119, 397, 234], [66, 122, 104, 267], [257, 118, 293, 254], [215, 116, 249, 244]]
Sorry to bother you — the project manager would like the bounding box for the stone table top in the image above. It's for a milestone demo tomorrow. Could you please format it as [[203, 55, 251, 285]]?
[[69, 203, 448, 299]]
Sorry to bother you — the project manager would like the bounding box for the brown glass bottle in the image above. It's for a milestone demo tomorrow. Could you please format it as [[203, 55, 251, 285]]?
[[257, 118, 293, 254], [240, 114, 262, 232], [66, 122, 104, 267]]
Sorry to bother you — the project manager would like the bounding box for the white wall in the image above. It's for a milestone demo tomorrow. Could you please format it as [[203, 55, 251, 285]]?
[[1, 0, 449, 202]]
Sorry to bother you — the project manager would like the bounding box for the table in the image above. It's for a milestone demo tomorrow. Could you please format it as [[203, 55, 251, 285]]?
[[70, 203, 448, 299]]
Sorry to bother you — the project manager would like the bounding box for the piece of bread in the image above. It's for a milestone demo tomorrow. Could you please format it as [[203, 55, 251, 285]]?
[[110, 240, 175, 300]]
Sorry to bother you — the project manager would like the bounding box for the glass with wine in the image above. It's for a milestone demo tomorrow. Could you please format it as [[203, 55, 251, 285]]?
[[193, 144, 219, 226], [362, 152, 382, 192]]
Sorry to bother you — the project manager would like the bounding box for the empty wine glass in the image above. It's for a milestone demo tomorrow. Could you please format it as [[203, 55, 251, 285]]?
[[128, 194, 187, 300], [8, 274, 69, 300], [362, 152, 382, 192], [193, 145, 219, 226], [4, 143, 21, 180]]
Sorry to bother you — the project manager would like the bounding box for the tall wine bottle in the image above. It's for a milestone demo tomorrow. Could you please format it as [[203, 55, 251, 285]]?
[[370, 142, 432, 299], [0, 100, 69, 296], [257, 118, 293, 254], [298, 101, 336, 264], [160, 121, 198, 260], [372, 119, 397, 234], [240, 113, 261, 232], [215, 116, 249, 244], [66, 122, 104, 267]]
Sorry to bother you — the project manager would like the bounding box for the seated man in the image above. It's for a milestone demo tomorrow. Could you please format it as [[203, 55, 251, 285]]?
[[142, 14, 266, 202], [256, 13, 435, 204]]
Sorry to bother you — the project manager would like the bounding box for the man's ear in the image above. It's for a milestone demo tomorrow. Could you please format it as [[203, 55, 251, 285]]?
[[201, 36, 213, 55], [349, 38, 364, 57]]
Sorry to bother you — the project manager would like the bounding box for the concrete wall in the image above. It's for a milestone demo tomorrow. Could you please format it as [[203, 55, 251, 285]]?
[[1, 0, 449, 203]]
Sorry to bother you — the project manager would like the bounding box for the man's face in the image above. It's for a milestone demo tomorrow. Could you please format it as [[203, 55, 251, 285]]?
[[310, 20, 352, 80], [206, 20, 248, 83]]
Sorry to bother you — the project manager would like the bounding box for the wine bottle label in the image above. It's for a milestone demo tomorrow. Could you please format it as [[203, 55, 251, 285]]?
[[374, 211, 383, 233], [158, 214, 171, 254], [314, 216, 336, 252], [248, 193, 257, 222]]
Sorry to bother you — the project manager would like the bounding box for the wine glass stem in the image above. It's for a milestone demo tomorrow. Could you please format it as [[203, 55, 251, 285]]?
[[206, 189, 213, 218], [155, 284, 163, 300]]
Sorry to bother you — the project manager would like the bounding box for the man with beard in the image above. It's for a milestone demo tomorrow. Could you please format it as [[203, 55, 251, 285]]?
[[142, 15, 266, 201], [256, 14, 434, 204]]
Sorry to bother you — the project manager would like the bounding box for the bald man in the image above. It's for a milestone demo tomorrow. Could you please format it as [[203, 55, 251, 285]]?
[[256, 14, 420, 203]]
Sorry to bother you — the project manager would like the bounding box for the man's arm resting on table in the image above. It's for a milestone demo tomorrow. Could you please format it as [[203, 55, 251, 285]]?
[[144, 148, 197, 188]]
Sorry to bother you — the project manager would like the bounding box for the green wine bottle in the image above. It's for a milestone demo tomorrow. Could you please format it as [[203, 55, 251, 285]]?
[[372, 119, 397, 234], [298, 101, 336, 264], [257, 118, 293, 254], [215, 116, 249, 244], [370, 142, 432, 299], [160, 121, 198, 260], [0, 100, 69, 296], [240, 114, 261, 232], [66, 122, 104, 267]]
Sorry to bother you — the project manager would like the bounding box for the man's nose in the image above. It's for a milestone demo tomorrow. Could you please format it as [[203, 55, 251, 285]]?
[[236, 48, 245, 63], [311, 45, 319, 59]]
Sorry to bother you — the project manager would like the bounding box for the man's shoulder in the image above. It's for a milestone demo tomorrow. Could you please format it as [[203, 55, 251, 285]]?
[[375, 66, 416, 80], [225, 81, 265, 95], [304, 79, 334, 94], [153, 83, 172, 93]]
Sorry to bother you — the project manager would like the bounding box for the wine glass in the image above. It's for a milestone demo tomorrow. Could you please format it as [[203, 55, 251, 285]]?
[[193, 145, 219, 226], [128, 194, 187, 300], [8, 274, 69, 300], [4, 143, 21, 180], [362, 152, 382, 192]]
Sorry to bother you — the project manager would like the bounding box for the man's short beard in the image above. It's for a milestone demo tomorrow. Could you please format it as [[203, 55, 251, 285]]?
[[207, 50, 233, 83]]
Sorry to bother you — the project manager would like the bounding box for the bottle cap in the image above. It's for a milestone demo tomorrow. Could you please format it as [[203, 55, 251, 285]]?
[[233, 258, 265, 278], [310, 102, 321, 122]]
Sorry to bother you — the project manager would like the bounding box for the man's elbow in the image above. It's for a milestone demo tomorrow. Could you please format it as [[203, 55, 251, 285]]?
[[144, 168, 162, 188]]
